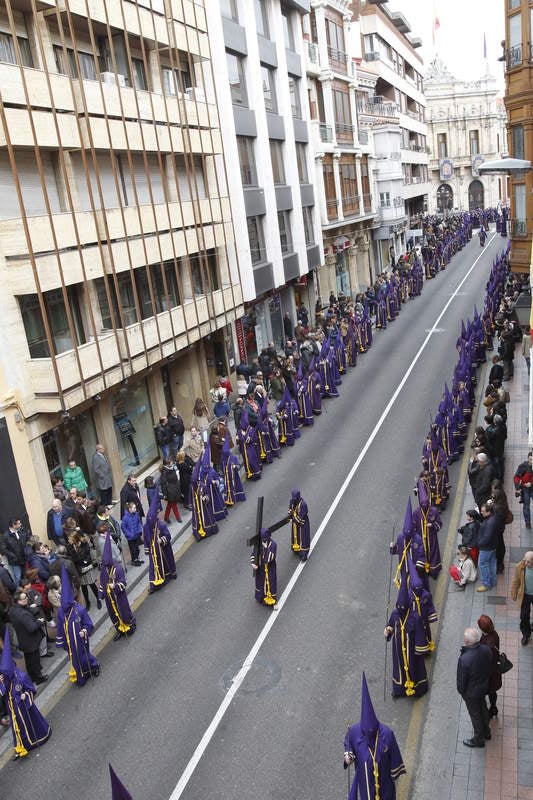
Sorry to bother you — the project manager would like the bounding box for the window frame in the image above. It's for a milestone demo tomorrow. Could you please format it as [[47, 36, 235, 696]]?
[[247, 216, 267, 265], [269, 140, 286, 185], [226, 51, 248, 107]]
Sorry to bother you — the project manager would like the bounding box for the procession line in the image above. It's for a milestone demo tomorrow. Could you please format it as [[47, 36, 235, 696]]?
[[397, 362, 487, 800], [168, 236, 497, 799]]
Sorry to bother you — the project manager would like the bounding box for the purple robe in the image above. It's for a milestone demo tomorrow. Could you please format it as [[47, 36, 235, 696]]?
[[56, 603, 99, 686], [190, 472, 219, 540], [308, 369, 323, 414], [251, 538, 277, 606], [202, 465, 228, 521], [143, 517, 177, 592], [296, 377, 314, 426], [221, 451, 246, 506], [344, 722, 406, 800], [237, 425, 262, 478], [288, 496, 310, 561], [386, 607, 428, 697], [277, 403, 295, 446], [0, 668, 51, 757], [265, 414, 281, 457], [98, 563, 136, 635], [412, 505, 442, 578]]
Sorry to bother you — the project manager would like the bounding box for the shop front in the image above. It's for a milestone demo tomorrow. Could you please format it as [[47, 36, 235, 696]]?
[[42, 411, 98, 493], [110, 379, 157, 477]]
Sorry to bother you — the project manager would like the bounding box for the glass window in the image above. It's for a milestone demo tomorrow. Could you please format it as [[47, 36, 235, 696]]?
[[438, 132, 447, 158], [110, 379, 157, 478], [96, 273, 138, 329], [54, 45, 96, 80], [226, 52, 247, 106], [296, 143, 308, 183], [254, 0, 269, 37], [509, 13, 522, 66], [269, 140, 285, 185], [325, 17, 345, 57], [469, 129, 479, 156], [20, 287, 85, 358], [237, 137, 257, 186], [281, 9, 294, 50], [278, 211, 292, 254], [288, 77, 301, 118], [189, 250, 219, 295], [508, 0, 520, 8], [512, 125, 524, 159], [261, 66, 277, 112], [0, 33, 33, 67], [132, 58, 147, 90], [247, 216, 266, 265], [302, 207, 314, 245], [154, 260, 181, 312], [220, 0, 238, 21], [379, 192, 390, 207], [134, 267, 154, 321]]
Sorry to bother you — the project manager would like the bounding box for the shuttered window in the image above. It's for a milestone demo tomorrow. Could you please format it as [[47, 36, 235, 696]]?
[[0, 151, 61, 219]]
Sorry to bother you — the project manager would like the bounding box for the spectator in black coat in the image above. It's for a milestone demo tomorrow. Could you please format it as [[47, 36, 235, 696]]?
[[1, 518, 29, 587], [473, 453, 494, 508], [119, 474, 145, 519], [0, 555, 16, 595], [488, 355, 504, 385], [46, 499, 69, 547], [27, 542, 51, 583], [9, 589, 48, 683], [457, 626, 493, 747]]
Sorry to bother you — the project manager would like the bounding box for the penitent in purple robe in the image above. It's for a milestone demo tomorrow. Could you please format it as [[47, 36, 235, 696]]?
[[296, 367, 314, 427], [386, 575, 428, 698], [56, 567, 99, 686], [251, 529, 277, 606], [288, 489, 310, 561], [0, 630, 51, 758], [308, 359, 323, 414], [201, 446, 228, 522], [143, 501, 177, 592], [99, 535, 136, 637], [221, 432, 246, 507], [190, 460, 219, 540], [412, 483, 442, 579]]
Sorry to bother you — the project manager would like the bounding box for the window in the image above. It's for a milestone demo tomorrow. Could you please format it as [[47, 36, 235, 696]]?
[[220, 0, 238, 21], [0, 32, 33, 67], [269, 140, 285, 185], [54, 45, 97, 80], [132, 58, 147, 91], [296, 143, 308, 183], [188, 250, 219, 295], [288, 77, 301, 118], [277, 211, 292, 254], [322, 154, 337, 220], [325, 12, 346, 70], [237, 137, 257, 186], [513, 183, 526, 235], [302, 207, 314, 245], [20, 287, 85, 358], [247, 216, 266, 264], [512, 125, 524, 159], [162, 63, 192, 96], [154, 260, 181, 312], [509, 13, 522, 66], [226, 52, 247, 106], [333, 84, 352, 140], [96, 273, 137, 329], [261, 66, 277, 112], [438, 132, 447, 158], [281, 8, 295, 50], [379, 192, 390, 208], [339, 156, 358, 215], [254, 0, 269, 37], [469, 129, 479, 156], [508, 0, 520, 8], [173, 154, 206, 201]]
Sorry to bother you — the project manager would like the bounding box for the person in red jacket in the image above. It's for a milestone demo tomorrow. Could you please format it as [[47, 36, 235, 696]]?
[[514, 452, 533, 529]]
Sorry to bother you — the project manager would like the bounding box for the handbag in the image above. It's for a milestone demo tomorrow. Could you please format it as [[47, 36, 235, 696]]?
[[497, 652, 513, 674], [505, 509, 514, 524]]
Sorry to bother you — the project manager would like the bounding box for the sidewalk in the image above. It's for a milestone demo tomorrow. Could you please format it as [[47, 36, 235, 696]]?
[[412, 346, 533, 800]]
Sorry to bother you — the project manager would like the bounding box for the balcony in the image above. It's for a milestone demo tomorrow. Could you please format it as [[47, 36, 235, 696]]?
[[511, 219, 527, 237], [507, 44, 522, 69], [342, 195, 361, 217], [326, 198, 339, 221], [319, 123, 333, 143], [356, 97, 398, 120], [335, 122, 355, 143], [327, 45, 347, 74], [305, 41, 320, 74]]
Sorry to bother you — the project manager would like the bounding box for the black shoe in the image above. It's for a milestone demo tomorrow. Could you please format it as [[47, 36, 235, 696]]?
[[526, 523, 531, 529], [489, 706, 498, 718], [133, 559, 145, 566], [96, 599, 102, 610], [463, 738, 484, 748], [43, 651, 55, 658], [34, 674, 48, 685], [485, 732, 491, 740], [497, 564, 505, 574], [85, 601, 91, 611], [112, 631, 122, 642], [521, 635, 530, 645]]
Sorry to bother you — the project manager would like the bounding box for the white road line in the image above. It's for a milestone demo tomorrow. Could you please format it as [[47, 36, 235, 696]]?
[[168, 232, 497, 799]]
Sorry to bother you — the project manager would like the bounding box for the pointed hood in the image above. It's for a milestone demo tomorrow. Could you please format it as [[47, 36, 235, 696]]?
[[444, 383, 452, 409], [221, 430, 231, 461], [239, 404, 249, 431], [60, 563, 76, 612], [430, 426, 440, 451], [403, 496, 413, 539], [297, 360, 303, 382], [290, 488, 301, 505], [360, 672, 379, 740], [101, 532, 115, 568], [407, 554, 423, 596], [396, 570, 410, 612], [0, 627, 15, 680], [320, 336, 329, 358], [260, 527, 271, 540], [202, 440, 211, 470], [144, 477, 162, 532], [461, 319, 467, 340], [109, 764, 133, 800], [417, 477, 429, 509]]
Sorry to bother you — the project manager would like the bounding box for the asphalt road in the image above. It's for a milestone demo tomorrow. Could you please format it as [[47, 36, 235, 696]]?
[[0, 231, 506, 800]]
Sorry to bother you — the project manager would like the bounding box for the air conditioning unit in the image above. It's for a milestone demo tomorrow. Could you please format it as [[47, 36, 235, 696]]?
[[100, 71, 126, 88], [185, 87, 205, 102]]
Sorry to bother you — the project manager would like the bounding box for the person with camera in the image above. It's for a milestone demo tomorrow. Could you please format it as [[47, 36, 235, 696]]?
[[8, 589, 48, 684], [514, 451, 533, 529]]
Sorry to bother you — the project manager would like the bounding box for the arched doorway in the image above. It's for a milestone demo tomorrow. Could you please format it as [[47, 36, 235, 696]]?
[[468, 179, 484, 210], [436, 184, 453, 212]]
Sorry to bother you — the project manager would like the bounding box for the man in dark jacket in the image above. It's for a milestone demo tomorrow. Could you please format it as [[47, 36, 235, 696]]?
[[0, 555, 16, 595], [168, 407, 185, 459], [477, 503, 499, 592], [120, 474, 145, 519], [514, 451, 533, 529], [9, 589, 48, 684], [154, 416, 171, 461], [1, 518, 29, 587], [485, 414, 507, 480], [49, 547, 81, 595], [473, 452, 494, 508], [457, 626, 493, 747], [46, 499, 69, 547]]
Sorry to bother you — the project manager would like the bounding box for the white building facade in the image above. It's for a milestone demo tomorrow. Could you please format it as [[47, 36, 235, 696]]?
[[424, 57, 508, 214]]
